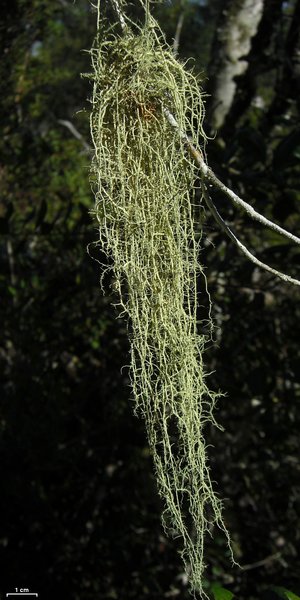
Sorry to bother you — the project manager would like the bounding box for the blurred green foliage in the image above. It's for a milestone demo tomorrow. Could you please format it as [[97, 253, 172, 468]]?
[[210, 583, 235, 600], [0, 1, 300, 599], [272, 588, 300, 600]]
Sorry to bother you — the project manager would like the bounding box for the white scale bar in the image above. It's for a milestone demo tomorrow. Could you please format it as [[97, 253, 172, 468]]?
[[6, 595, 38, 597]]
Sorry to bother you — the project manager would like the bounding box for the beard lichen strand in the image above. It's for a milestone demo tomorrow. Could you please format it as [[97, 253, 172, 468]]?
[[90, 13, 231, 597]]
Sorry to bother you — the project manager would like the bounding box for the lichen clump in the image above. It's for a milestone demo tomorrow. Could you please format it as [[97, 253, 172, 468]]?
[[90, 6, 229, 595]]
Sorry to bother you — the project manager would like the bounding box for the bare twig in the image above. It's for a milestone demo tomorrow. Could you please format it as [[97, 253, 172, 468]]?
[[164, 108, 300, 285], [7, 239, 18, 306], [173, 12, 185, 55], [241, 551, 281, 571], [201, 183, 300, 287], [164, 108, 300, 248], [110, 0, 127, 32], [57, 119, 92, 153], [205, 166, 300, 248]]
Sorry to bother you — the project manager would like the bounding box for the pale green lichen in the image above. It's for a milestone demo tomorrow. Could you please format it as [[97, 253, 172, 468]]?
[[89, 4, 230, 595]]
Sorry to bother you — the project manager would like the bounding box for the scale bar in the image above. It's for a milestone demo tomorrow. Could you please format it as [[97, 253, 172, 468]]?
[[6, 595, 38, 597]]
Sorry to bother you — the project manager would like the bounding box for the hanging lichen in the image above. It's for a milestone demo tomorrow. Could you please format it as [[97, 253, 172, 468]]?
[[89, 1, 231, 595]]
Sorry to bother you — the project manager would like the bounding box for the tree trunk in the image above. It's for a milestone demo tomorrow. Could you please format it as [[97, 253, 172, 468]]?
[[206, 0, 264, 132], [223, 0, 284, 136]]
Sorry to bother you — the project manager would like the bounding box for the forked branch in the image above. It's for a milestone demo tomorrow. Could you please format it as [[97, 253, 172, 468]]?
[[201, 184, 300, 287]]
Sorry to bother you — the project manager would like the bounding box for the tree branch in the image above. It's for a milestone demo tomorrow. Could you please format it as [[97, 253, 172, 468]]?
[[164, 107, 300, 285], [201, 183, 300, 287], [164, 108, 300, 248], [241, 551, 281, 572], [173, 12, 185, 56], [110, 0, 128, 32], [205, 166, 300, 248], [107, 0, 300, 287], [57, 119, 92, 153]]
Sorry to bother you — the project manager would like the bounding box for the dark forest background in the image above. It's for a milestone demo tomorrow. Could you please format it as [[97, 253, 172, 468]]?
[[0, 1, 300, 599]]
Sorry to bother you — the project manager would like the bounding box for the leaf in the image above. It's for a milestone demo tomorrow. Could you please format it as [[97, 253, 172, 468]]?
[[285, 592, 300, 600], [8, 286, 17, 297], [272, 587, 300, 600], [211, 583, 234, 600]]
